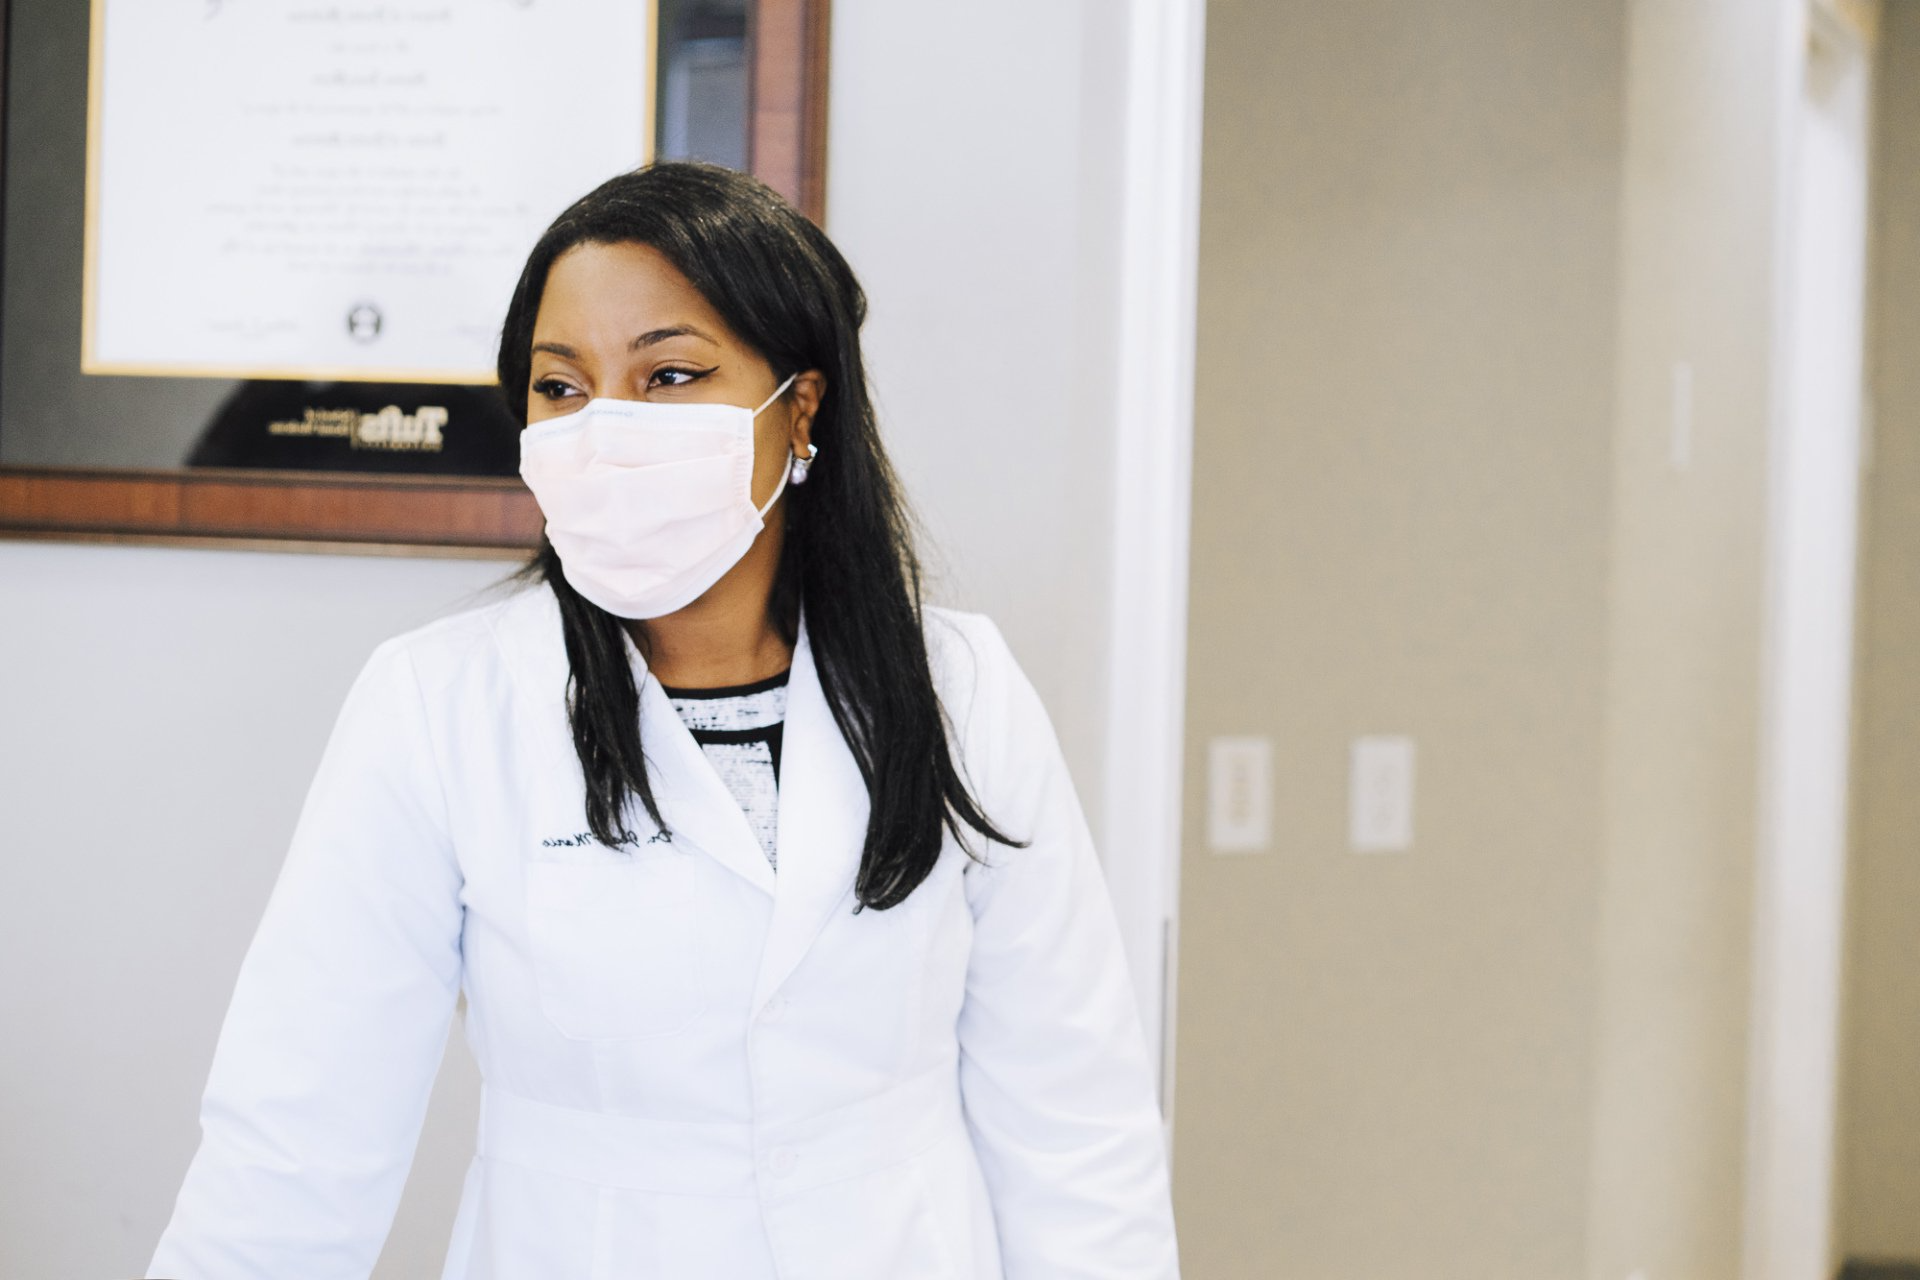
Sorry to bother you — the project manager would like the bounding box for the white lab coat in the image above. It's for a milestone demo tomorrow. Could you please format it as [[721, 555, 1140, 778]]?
[[148, 586, 1179, 1279]]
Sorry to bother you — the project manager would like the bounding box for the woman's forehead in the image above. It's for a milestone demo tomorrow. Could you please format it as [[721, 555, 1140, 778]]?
[[534, 241, 733, 349]]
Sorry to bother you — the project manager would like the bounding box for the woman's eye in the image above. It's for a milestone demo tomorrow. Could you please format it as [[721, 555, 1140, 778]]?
[[531, 378, 578, 401], [650, 366, 713, 389]]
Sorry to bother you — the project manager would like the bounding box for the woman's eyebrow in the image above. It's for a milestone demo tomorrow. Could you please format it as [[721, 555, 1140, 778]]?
[[530, 327, 717, 362], [628, 324, 717, 350]]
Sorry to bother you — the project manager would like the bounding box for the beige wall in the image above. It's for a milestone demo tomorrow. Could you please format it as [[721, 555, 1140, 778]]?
[[1581, 2, 1789, 1277], [1837, 0, 1920, 1258], [1175, 1, 1814, 1276], [1172, 2, 1625, 1275]]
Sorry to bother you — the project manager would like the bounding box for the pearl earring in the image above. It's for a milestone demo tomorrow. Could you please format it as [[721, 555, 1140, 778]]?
[[789, 443, 819, 485]]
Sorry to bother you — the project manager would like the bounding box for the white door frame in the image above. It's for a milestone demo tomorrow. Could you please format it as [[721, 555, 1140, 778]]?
[[1744, 2, 1878, 1276], [1100, 0, 1207, 1123]]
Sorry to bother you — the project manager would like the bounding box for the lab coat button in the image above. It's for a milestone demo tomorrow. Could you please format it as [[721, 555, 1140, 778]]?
[[767, 1146, 799, 1178], [760, 996, 789, 1023]]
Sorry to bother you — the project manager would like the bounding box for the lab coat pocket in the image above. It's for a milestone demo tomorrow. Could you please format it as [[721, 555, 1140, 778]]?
[[524, 854, 706, 1040]]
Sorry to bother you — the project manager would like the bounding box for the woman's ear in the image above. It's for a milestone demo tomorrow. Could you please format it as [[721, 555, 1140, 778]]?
[[787, 369, 827, 459]]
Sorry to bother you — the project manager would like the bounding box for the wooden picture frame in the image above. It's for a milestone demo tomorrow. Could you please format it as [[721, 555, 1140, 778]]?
[[0, 0, 830, 556]]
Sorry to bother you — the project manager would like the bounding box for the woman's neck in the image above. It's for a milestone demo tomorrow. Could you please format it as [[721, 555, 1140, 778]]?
[[634, 610, 791, 690], [623, 520, 793, 689]]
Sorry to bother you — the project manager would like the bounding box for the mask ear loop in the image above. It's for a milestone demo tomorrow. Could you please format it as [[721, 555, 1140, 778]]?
[[751, 373, 803, 519], [752, 372, 799, 417]]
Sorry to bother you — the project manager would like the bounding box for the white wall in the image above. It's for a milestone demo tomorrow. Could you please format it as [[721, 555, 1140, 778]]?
[[0, 545, 508, 1277], [0, 2, 1141, 1274], [826, 0, 1126, 794]]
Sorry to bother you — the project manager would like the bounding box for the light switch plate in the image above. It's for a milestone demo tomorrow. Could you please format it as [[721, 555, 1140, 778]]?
[[1207, 736, 1271, 853], [1349, 735, 1415, 853]]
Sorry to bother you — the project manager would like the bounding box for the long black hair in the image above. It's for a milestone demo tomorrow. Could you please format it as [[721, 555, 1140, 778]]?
[[497, 162, 1021, 910]]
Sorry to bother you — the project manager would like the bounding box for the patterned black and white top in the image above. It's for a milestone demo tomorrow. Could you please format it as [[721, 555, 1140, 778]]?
[[661, 670, 788, 869]]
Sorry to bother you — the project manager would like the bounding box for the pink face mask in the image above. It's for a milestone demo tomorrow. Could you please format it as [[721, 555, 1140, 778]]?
[[518, 373, 806, 619]]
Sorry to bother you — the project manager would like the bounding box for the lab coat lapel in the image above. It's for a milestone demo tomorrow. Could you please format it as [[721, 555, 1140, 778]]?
[[490, 583, 776, 894], [631, 646, 780, 898], [752, 613, 868, 1010]]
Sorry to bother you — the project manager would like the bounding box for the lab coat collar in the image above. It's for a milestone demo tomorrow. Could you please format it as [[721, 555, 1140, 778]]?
[[632, 659, 780, 897], [753, 614, 868, 1007], [488, 585, 868, 1003], [626, 609, 874, 1009], [486, 586, 769, 887]]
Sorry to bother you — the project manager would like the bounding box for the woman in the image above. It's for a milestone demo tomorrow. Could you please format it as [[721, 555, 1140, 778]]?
[[149, 162, 1179, 1279]]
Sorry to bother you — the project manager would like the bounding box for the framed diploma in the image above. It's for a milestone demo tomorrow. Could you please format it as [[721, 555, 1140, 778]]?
[[0, 0, 830, 553], [83, 1, 658, 385]]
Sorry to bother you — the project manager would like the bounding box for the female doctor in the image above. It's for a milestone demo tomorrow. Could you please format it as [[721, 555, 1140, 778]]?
[[148, 162, 1180, 1280]]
